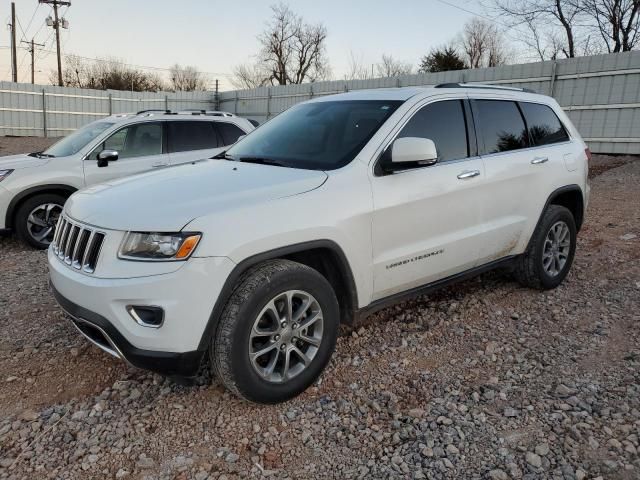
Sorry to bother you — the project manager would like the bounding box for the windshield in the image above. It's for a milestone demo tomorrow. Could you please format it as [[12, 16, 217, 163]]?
[[43, 121, 114, 157], [226, 100, 403, 170]]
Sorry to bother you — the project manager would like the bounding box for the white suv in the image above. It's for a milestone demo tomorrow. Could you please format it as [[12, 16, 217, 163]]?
[[49, 84, 590, 404], [0, 111, 254, 248]]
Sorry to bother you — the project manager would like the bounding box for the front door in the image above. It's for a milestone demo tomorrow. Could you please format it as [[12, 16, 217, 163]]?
[[83, 121, 166, 185], [370, 99, 485, 301]]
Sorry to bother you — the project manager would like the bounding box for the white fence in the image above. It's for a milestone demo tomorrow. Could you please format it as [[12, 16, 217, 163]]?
[[0, 83, 216, 137], [218, 51, 640, 155], [1, 51, 639, 154]]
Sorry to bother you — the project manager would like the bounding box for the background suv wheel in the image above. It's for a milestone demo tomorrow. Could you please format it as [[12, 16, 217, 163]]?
[[515, 204, 577, 289], [211, 259, 339, 404], [15, 193, 65, 249]]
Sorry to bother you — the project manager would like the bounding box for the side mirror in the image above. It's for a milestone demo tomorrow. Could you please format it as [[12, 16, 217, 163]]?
[[391, 137, 438, 166], [97, 149, 119, 168]]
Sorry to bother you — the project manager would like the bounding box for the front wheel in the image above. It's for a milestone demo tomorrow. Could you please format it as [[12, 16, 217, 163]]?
[[15, 193, 65, 249], [211, 259, 339, 404], [515, 204, 577, 289]]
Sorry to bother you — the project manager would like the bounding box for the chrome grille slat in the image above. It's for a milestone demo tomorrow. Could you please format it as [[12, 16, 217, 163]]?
[[51, 215, 105, 275]]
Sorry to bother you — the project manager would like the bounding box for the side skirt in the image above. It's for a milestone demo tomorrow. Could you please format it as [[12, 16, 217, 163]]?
[[355, 255, 517, 321]]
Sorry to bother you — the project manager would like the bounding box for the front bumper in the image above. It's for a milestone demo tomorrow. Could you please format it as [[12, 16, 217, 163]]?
[[48, 248, 236, 377]]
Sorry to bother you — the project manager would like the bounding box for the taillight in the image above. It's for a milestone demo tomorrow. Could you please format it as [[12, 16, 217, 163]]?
[[584, 147, 592, 163]]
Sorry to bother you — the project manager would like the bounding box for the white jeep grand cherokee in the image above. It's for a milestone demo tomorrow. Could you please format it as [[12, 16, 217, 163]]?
[[49, 84, 590, 404]]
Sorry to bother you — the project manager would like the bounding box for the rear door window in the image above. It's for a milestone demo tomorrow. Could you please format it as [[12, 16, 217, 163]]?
[[216, 122, 246, 146], [168, 121, 220, 152], [474, 100, 528, 154], [519, 102, 569, 146]]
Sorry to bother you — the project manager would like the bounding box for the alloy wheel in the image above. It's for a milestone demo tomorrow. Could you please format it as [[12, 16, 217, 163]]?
[[27, 203, 62, 245], [542, 220, 571, 277]]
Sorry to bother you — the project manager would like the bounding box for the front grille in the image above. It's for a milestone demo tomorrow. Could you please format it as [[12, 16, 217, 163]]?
[[52, 215, 105, 274]]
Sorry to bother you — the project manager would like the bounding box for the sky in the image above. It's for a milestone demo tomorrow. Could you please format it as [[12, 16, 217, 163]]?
[[0, 0, 490, 91]]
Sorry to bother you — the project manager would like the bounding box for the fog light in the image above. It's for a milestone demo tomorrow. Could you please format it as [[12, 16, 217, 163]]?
[[127, 306, 164, 328]]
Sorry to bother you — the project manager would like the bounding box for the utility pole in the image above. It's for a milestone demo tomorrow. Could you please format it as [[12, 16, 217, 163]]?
[[40, 0, 71, 86], [21, 39, 45, 84], [10, 2, 17, 82]]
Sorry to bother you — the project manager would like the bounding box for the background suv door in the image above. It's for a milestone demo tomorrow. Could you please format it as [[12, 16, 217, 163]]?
[[167, 120, 223, 165], [471, 98, 572, 263], [370, 98, 485, 301], [83, 121, 165, 185]]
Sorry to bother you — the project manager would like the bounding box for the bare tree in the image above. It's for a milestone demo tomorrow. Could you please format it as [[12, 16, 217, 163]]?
[[169, 64, 207, 91], [460, 18, 509, 68], [344, 51, 371, 80], [375, 54, 413, 77], [55, 55, 165, 91], [232, 63, 269, 89], [581, 0, 640, 52], [493, 0, 583, 57], [233, 3, 330, 87]]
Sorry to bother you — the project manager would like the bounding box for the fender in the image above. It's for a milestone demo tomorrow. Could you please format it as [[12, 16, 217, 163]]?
[[196, 239, 358, 352], [5, 184, 77, 229]]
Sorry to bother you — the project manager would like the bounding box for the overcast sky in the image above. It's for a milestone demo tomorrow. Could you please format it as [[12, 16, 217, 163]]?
[[1, 0, 486, 90]]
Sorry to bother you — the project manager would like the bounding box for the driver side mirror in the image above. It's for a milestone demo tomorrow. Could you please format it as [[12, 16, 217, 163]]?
[[391, 137, 438, 166], [97, 149, 119, 168]]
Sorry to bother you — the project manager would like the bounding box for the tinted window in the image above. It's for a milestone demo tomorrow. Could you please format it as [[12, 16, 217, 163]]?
[[90, 122, 162, 160], [396, 100, 468, 162], [475, 100, 528, 154], [520, 102, 569, 146], [225, 100, 402, 170], [217, 122, 246, 146], [168, 121, 219, 152]]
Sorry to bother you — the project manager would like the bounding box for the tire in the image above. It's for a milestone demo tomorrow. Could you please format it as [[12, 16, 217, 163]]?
[[15, 193, 66, 249], [211, 259, 339, 404], [514, 204, 577, 290]]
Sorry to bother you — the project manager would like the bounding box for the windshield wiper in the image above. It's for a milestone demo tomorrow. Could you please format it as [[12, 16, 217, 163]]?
[[28, 152, 55, 158], [238, 157, 289, 167]]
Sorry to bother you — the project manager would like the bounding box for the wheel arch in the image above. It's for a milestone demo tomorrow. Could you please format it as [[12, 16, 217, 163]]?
[[545, 184, 585, 232], [197, 240, 358, 352], [6, 184, 76, 229]]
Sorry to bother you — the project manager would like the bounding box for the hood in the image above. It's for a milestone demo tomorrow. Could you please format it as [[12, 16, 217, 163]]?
[[65, 159, 328, 231], [0, 154, 49, 170]]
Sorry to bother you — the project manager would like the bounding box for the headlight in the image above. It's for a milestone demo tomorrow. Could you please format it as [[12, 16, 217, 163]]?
[[119, 232, 201, 261], [0, 169, 13, 182]]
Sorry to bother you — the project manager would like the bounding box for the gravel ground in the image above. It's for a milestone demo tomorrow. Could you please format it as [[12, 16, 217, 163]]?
[[0, 137, 639, 479]]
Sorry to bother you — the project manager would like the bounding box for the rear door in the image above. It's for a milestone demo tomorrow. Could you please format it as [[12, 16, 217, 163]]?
[[83, 121, 165, 185], [167, 120, 223, 165], [472, 97, 571, 263], [370, 98, 486, 300]]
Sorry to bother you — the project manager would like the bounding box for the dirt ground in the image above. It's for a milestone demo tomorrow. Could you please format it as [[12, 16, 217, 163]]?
[[0, 137, 639, 479]]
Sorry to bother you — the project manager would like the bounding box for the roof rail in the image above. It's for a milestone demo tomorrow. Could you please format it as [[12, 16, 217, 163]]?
[[434, 83, 537, 94], [136, 109, 171, 115], [174, 109, 235, 117]]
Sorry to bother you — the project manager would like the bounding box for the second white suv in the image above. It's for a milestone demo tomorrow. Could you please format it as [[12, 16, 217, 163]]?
[[49, 84, 589, 404], [0, 111, 254, 248]]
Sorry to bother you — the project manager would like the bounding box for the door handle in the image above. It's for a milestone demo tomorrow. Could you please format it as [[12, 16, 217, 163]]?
[[152, 162, 169, 168], [531, 157, 549, 164], [457, 170, 480, 179]]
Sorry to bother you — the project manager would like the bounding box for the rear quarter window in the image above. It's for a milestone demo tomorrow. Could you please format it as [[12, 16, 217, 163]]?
[[519, 102, 569, 146], [216, 122, 246, 146]]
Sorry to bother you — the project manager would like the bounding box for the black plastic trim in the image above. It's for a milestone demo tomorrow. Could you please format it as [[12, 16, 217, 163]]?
[[51, 284, 203, 377], [535, 184, 585, 236], [196, 240, 358, 351], [5, 184, 76, 230], [356, 256, 517, 320]]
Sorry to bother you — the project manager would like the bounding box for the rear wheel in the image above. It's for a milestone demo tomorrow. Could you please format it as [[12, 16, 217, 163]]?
[[15, 193, 65, 249], [211, 259, 339, 404], [515, 204, 576, 289]]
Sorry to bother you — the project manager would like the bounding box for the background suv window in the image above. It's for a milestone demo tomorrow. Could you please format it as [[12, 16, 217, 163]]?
[[519, 102, 569, 146], [396, 100, 469, 162], [90, 122, 162, 159], [475, 100, 528, 154], [168, 121, 219, 152], [216, 122, 246, 146]]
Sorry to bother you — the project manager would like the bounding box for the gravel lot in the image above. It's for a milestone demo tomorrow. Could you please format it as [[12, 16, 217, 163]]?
[[0, 137, 639, 480]]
